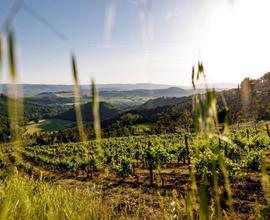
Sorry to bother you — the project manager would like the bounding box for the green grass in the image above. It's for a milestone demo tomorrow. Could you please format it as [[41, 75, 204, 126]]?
[[0, 174, 114, 220], [0, 173, 187, 220], [26, 119, 74, 133]]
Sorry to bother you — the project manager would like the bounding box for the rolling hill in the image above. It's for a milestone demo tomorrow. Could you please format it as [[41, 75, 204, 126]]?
[[22, 86, 191, 109], [55, 102, 120, 122], [1, 73, 269, 138], [99, 87, 190, 98], [102, 72, 270, 131], [25, 92, 75, 105], [0, 83, 175, 96], [0, 94, 72, 141]]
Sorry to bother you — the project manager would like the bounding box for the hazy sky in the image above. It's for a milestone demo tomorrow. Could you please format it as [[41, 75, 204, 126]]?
[[0, 0, 270, 85]]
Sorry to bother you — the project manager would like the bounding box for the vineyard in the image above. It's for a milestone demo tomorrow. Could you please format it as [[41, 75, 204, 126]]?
[[1, 1, 270, 219], [21, 127, 270, 178], [1, 123, 269, 218]]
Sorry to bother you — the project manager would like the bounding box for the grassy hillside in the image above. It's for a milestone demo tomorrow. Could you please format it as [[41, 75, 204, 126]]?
[[0, 94, 72, 141], [26, 119, 75, 134]]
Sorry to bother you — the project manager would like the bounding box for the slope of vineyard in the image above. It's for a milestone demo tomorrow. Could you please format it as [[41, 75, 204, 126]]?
[[8, 124, 267, 218]]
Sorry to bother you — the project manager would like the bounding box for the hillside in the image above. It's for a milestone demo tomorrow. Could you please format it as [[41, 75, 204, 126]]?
[[1, 73, 269, 139], [25, 92, 74, 105], [99, 87, 190, 98], [24, 87, 191, 110], [153, 72, 269, 120], [102, 73, 270, 133], [56, 102, 119, 122], [139, 97, 187, 109], [0, 94, 72, 141]]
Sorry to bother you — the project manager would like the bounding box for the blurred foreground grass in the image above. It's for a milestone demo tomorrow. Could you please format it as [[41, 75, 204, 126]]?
[[0, 174, 113, 220]]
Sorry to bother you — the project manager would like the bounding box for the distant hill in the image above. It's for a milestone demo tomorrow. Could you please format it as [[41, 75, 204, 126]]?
[[139, 97, 186, 109], [56, 102, 119, 122], [103, 72, 270, 130], [25, 92, 74, 105], [0, 83, 237, 97], [99, 87, 190, 98], [96, 83, 173, 91], [0, 83, 175, 96], [22, 87, 190, 109], [0, 84, 75, 96]]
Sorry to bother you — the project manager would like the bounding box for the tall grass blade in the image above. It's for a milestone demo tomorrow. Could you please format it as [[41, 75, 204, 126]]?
[[91, 79, 103, 163], [199, 181, 209, 220], [0, 195, 10, 220], [261, 154, 270, 203], [91, 79, 101, 141], [185, 191, 194, 220], [219, 153, 233, 214], [1, 0, 23, 32], [212, 160, 222, 220], [71, 54, 86, 142], [192, 60, 234, 219], [7, 31, 20, 144], [71, 54, 88, 161], [8, 31, 16, 81]]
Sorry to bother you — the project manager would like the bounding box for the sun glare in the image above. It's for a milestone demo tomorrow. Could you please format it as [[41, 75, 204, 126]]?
[[196, 0, 270, 84]]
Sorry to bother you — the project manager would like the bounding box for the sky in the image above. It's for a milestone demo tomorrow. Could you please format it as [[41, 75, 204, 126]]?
[[0, 0, 270, 86]]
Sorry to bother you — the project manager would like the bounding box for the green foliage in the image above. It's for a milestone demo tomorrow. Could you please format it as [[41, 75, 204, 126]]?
[[21, 127, 268, 182], [120, 113, 142, 125], [22, 134, 181, 178], [194, 149, 239, 179], [249, 135, 270, 150], [245, 150, 262, 171], [144, 141, 171, 171], [257, 205, 270, 220], [113, 157, 134, 178]]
